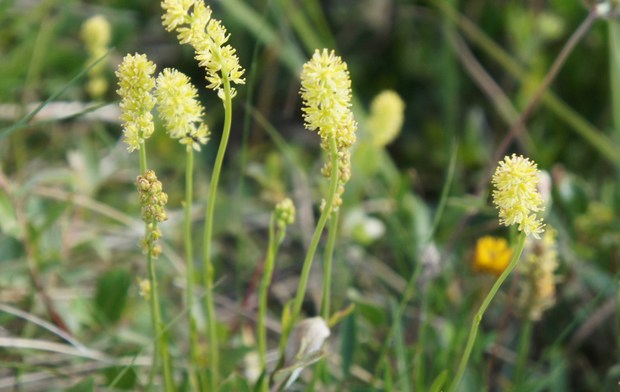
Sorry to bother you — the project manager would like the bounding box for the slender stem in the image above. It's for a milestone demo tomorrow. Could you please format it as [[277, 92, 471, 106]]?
[[203, 75, 233, 390], [147, 249, 175, 392], [448, 233, 527, 392], [321, 210, 339, 320], [184, 148, 201, 391], [310, 210, 339, 387], [290, 135, 339, 323], [258, 216, 285, 392], [608, 17, 620, 142], [139, 145, 148, 175], [513, 318, 533, 391], [139, 145, 157, 391], [139, 144, 174, 392]]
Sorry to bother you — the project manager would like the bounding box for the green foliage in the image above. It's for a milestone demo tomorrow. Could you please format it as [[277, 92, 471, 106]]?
[[93, 268, 131, 325]]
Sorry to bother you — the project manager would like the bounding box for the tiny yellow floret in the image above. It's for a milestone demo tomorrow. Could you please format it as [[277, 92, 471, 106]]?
[[472, 236, 513, 276], [155, 68, 209, 151], [492, 154, 545, 238], [116, 53, 157, 152]]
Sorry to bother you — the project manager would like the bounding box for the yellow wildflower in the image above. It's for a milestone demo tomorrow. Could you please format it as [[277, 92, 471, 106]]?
[[300, 49, 354, 144], [472, 236, 513, 276], [155, 68, 210, 151], [116, 53, 157, 152], [161, 0, 245, 97], [492, 154, 545, 238], [368, 90, 405, 147], [300, 49, 357, 210]]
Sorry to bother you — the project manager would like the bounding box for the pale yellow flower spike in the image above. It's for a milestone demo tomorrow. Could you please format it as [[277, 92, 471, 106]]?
[[492, 154, 545, 238], [116, 53, 157, 152], [518, 227, 559, 320], [368, 90, 405, 148], [301, 49, 357, 210], [300, 49, 354, 144], [161, 0, 245, 98], [155, 68, 210, 151]]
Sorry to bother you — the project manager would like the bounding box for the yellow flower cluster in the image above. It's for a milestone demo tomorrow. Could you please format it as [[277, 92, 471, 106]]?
[[492, 154, 545, 238], [81, 15, 112, 99], [155, 68, 210, 151], [472, 236, 513, 276], [368, 90, 405, 148], [116, 53, 157, 152], [300, 49, 357, 210], [161, 0, 245, 97], [518, 228, 559, 321]]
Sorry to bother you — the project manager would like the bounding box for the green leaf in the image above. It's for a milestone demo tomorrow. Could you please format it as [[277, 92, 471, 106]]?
[[93, 268, 131, 325], [340, 311, 356, 379], [0, 191, 22, 239], [105, 366, 137, 390], [429, 370, 448, 392], [354, 300, 386, 327], [67, 377, 95, 392]]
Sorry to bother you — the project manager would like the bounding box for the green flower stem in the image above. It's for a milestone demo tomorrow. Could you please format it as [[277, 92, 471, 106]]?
[[321, 209, 339, 320], [203, 74, 233, 390], [291, 135, 339, 323], [513, 318, 533, 391], [309, 210, 339, 387], [448, 232, 527, 392], [184, 147, 202, 391], [258, 215, 286, 392], [139, 143, 175, 392]]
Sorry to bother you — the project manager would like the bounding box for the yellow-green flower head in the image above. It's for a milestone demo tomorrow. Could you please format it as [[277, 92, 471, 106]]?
[[275, 198, 296, 229], [492, 154, 545, 238], [116, 53, 157, 152], [300, 49, 355, 144], [368, 90, 405, 148], [161, 0, 245, 97], [81, 15, 112, 52], [155, 68, 210, 151]]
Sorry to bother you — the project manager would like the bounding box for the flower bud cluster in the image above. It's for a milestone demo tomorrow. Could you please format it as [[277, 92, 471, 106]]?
[[300, 49, 357, 211], [518, 227, 559, 321], [136, 170, 168, 257], [161, 0, 245, 98], [156, 68, 210, 151], [116, 53, 157, 152], [275, 198, 296, 230], [492, 154, 545, 238]]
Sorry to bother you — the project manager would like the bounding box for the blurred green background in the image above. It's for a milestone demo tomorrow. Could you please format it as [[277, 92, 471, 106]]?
[[1, 0, 619, 391]]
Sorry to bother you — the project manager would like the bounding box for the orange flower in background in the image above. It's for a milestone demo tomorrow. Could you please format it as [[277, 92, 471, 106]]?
[[472, 236, 513, 276]]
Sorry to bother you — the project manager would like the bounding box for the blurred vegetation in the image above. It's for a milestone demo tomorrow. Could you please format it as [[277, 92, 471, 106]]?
[[1, 0, 620, 391]]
